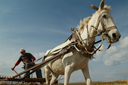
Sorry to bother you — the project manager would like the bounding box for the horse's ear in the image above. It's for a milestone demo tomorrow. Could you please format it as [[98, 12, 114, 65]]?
[[99, 0, 105, 10]]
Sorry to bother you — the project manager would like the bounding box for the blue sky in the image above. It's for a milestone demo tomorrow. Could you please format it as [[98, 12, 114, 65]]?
[[0, 0, 128, 83]]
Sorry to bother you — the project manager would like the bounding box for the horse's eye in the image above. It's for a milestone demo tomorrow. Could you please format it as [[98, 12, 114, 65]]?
[[103, 15, 107, 18]]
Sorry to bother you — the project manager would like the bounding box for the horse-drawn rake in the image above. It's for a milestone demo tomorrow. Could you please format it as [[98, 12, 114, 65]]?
[[0, 76, 45, 84]]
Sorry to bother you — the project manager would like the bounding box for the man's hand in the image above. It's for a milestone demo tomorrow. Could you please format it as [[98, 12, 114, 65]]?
[[11, 66, 16, 70], [11, 67, 15, 70], [30, 61, 34, 65]]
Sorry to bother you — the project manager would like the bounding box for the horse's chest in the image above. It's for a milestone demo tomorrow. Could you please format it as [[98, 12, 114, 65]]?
[[74, 57, 89, 70], [63, 52, 90, 70]]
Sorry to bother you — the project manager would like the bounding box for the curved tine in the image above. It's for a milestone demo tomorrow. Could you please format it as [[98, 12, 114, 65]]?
[[90, 4, 98, 10]]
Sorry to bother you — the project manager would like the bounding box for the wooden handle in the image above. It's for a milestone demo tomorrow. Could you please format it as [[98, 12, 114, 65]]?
[[13, 69, 21, 78]]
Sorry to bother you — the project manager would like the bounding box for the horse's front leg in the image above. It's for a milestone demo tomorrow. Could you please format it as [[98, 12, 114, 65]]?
[[81, 64, 92, 85], [64, 65, 73, 85], [44, 65, 51, 85], [50, 73, 59, 85]]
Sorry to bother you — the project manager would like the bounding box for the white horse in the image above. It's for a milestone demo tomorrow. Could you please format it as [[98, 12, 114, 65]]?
[[43, 0, 121, 85]]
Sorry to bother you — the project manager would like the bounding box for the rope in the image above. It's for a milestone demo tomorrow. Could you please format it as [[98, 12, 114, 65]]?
[[34, 57, 43, 62]]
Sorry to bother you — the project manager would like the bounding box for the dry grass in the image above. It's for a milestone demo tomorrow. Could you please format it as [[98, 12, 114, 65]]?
[[0, 82, 39, 85], [0, 80, 127, 85]]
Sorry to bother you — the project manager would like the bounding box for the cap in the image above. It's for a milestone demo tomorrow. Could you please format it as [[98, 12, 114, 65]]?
[[20, 48, 25, 52]]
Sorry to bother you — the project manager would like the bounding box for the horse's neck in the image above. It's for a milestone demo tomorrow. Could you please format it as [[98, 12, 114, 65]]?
[[80, 20, 97, 47]]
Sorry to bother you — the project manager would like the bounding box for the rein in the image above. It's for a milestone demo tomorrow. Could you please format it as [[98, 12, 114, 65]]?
[[70, 11, 117, 55], [44, 27, 111, 59], [71, 28, 106, 55]]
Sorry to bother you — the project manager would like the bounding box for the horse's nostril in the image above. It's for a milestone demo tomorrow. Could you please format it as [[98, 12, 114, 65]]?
[[112, 33, 116, 38]]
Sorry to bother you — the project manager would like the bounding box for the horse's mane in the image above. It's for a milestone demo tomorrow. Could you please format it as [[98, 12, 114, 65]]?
[[104, 5, 112, 12], [77, 17, 91, 33], [77, 5, 112, 33]]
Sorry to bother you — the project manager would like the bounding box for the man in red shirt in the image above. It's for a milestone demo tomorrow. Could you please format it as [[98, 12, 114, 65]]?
[[11, 48, 42, 78]]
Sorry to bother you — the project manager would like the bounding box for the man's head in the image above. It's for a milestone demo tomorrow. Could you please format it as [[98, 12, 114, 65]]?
[[20, 48, 26, 55]]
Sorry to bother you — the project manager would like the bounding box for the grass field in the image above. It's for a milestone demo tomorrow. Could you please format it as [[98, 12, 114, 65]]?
[[0, 79, 127, 85], [67, 80, 127, 85]]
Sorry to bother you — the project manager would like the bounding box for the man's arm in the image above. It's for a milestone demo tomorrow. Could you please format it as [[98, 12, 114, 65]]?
[[30, 56, 36, 65], [11, 56, 21, 70], [11, 61, 20, 70], [32, 56, 36, 61]]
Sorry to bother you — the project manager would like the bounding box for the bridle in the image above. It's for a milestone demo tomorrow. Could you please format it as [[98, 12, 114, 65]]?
[[73, 9, 117, 55], [90, 4, 117, 33], [91, 11, 117, 33]]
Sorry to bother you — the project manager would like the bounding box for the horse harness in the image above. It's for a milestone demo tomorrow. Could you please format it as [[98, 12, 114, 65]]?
[[44, 11, 117, 60], [77, 11, 118, 55], [69, 25, 112, 58]]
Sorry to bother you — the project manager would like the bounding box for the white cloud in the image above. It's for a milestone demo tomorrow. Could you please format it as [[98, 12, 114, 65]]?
[[94, 36, 128, 66], [106, 46, 118, 54], [105, 69, 128, 80], [118, 36, 128, 48], [104, 36, 128, 66], [93, 44, 105, 61], [104, 60, 120, 66], [34, 52, 45, 58], [34, 52, 46, 64]]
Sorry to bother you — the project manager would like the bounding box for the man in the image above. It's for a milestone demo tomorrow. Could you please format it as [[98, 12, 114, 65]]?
[[11, 48, 42, 78]]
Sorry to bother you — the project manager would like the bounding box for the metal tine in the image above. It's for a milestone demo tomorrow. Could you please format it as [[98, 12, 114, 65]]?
[[5, 81, 7, 84], [7, 81, 9, 85], [10, 81, 12, 84], [2, 75, 4, 78], [18, 81, 20, 84], [11, 81, 13, 85], [6, 76, 8, 78], [4, 75, 7, 78]]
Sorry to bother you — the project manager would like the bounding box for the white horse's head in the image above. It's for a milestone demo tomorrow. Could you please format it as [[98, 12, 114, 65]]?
[[89, 0, 121, 43]]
